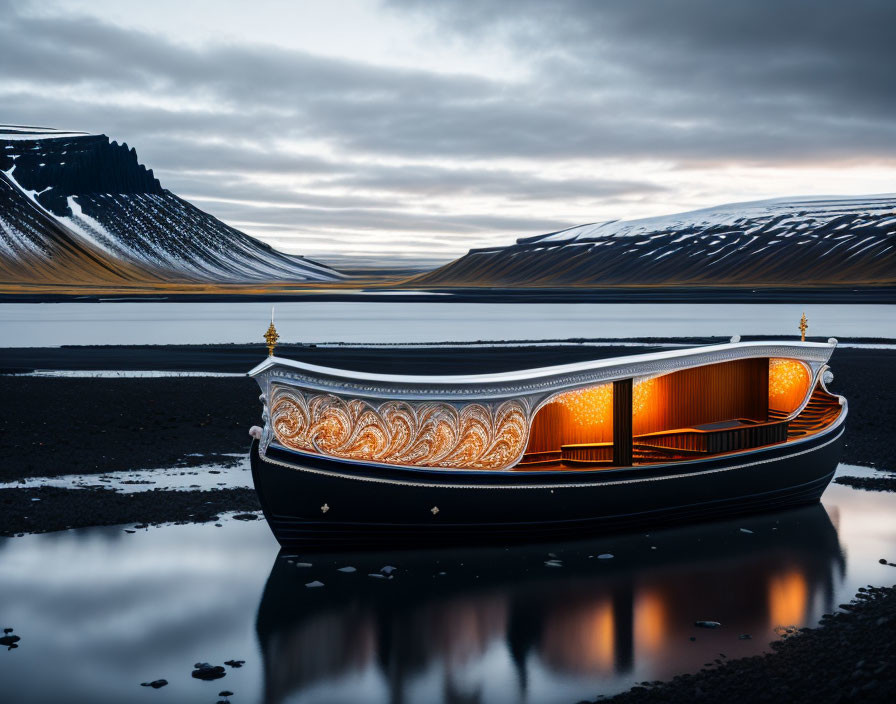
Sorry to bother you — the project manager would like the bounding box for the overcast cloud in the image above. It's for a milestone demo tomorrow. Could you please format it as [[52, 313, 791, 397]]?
[[2, 0, 894, 266]]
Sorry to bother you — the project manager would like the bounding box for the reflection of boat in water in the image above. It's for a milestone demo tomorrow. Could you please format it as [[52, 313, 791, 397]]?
[[248, 338, 846, 548], [255, 504, 844, 704]]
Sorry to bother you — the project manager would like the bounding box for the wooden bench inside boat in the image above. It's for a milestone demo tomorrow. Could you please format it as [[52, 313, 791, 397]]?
[[633, 417, 789, 456]]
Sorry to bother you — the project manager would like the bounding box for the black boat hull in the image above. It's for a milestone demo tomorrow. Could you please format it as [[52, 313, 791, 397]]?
[[249, 422, 844, 550]]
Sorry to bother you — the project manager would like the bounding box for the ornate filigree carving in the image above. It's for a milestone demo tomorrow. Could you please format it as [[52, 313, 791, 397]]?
[[269, 386, 529, 470]]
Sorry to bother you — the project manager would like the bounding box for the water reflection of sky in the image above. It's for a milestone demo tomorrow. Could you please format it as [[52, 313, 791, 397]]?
[[1, 468, 894, 704]]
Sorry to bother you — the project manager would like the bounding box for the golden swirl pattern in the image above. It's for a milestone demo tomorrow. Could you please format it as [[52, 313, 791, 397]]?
[[269, 386, 529, 470]]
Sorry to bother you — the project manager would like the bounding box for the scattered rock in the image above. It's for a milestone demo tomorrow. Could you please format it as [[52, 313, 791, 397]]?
[[739, 528, 754, 534], [140, 680, 168, 689], [223, 660, 245, 668], [695, 621, 722, 629], [598, 553, 614, 559], [337, 566, 356, 573], [232, 513, 258, 521], [218, 690, 233, 697], [305, 580, 324, 588], [191, 663, 226, 681], [545, 559, 563, 567], [380, 565, 397, 575], [295, 562, 312, 568], [0, 634, 20, 648]]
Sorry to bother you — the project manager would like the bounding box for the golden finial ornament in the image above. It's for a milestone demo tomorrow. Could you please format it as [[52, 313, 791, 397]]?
[[799, 312, 808, 342], [264, 307, 279, 356]]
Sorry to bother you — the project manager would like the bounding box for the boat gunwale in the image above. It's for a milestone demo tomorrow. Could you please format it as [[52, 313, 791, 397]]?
[[248, 340, 836, 390]]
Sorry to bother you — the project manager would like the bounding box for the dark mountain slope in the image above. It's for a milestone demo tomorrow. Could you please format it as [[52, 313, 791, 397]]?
[[0, 126, 343, 286], [412, 196, 896, 287], [0, 170, 165, 285]]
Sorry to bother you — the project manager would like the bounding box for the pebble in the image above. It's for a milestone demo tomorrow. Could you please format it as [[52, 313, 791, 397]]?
[[598, 553, 614, 559], [191, 663, 226, 681], [140, 680, 168, 689], [380, 565, 397, 575], [739, 528, 754, 534], [305, 580, 324, 588], [337, 566, 356, 573], [232, 513, 258, 521], [223, 660, 245, 668], [544, 559, 563, 567], [695, 621, 722, 629], [0, 634, 20, 648]]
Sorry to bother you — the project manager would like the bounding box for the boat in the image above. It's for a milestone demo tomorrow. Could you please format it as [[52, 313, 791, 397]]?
[[247, 327, 846, 549]]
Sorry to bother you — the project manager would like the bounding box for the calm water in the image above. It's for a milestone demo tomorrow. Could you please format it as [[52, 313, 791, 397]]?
[[1, 467, 895, 704], [1, 302, 894, 346]]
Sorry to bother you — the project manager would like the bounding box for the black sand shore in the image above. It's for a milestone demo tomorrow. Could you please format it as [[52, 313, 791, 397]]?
[[0, 486, 260, 536], [598, 583, 896, 704]]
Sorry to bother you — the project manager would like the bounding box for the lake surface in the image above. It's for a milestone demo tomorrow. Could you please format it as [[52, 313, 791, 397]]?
[[1, 302, 894, 346], [1, 465, 894, 704]]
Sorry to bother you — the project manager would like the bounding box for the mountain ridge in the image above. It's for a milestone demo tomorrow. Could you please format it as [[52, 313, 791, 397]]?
[[0, 126, 343, 287], [411, 195, 896, 288]]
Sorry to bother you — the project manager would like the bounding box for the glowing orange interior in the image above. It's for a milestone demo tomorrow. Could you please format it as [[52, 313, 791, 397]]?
[[768, 358, 811, 413], [525, 383, 614, 453], [525, 358, 771, 458]]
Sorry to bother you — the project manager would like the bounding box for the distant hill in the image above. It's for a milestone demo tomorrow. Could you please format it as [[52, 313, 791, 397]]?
[[411, 196, 896, 288], [0, 125, 343, 287]]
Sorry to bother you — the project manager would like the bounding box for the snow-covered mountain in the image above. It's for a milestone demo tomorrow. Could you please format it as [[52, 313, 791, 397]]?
[[0, 126, 342, 287], [412, 195, 896, 287]]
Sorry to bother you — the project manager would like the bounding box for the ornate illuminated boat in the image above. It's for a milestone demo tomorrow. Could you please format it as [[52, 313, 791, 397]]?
[[248, 333, 846, 549]]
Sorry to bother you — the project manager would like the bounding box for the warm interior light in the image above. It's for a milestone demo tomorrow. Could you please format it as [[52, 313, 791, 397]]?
[[633, 375, 657, 418], [541, 599, 615, 673], [769, 358, 811, 413], [554, 384, 612, 427], [768, 569, 809, 628], [634, 588, 667, 655]]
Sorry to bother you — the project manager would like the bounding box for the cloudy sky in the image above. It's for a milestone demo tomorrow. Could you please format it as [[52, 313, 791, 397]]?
[[2, 0, 895, 267]]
